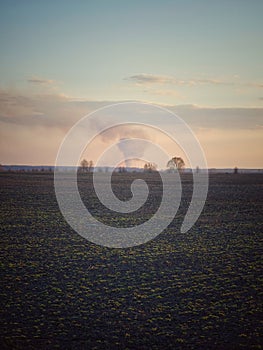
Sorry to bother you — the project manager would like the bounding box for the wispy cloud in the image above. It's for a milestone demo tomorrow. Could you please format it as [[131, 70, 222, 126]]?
[[248, 83, 263, 88], [125, 74, 172, 85], [0, 88, 262, 131], [125, 73, 263, 89], [0, 89, 119, 131], [1, 88, 262, 167], [125, 74, 232, 87], [27, 76, 56, 85], [169, 104, 263, 130]]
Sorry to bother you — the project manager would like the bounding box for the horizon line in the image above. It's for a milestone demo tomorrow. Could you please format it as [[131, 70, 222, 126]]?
[[1, 164, 263, 171]]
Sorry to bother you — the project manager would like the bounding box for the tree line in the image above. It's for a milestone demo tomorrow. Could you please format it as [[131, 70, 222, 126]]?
[[79, 156, 186, 173]]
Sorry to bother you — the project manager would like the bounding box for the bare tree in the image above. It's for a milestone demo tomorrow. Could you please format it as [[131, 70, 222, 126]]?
[[144, 162, 157, 173], [167, 157, 185, 172], [80, 159, 89, 173], [118, 166, 127, 173], [80, 159, 94, 173]]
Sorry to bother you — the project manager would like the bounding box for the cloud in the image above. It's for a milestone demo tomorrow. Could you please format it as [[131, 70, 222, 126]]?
[[125, 74, 172, 85], [249, 83, 263, 88], [0, 89, 94, 129], [1, 88, 262, 167], [125, 74, 233, 87], [27, 76, 56, 85], [0, 89, 110, 165], [168, 105, 263, 130], [0, 88, 262, 131], [125, 73, 263, 89]]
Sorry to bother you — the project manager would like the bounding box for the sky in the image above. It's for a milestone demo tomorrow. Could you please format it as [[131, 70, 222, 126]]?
[[0, 0, 262, 168]]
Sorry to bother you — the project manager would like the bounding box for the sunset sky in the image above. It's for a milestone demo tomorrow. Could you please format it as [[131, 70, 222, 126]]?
[[0, 0, 262, 168]]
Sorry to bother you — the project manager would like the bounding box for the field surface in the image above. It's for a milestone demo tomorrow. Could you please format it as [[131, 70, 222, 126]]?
[[0, 172, 262, 349]]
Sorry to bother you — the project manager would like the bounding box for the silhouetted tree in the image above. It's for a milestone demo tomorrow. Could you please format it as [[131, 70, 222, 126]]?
[[118, 166, 127, 173], [144, 162, 157, 173], [80, 159, 89, 172], [167, 157, 185, 172]]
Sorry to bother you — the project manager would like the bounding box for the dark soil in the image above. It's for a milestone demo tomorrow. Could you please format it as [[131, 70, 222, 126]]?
[[0, 172, 262, 349]]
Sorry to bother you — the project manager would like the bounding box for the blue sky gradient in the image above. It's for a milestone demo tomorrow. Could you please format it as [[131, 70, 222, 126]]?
[[0, 0, 262, 166]]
